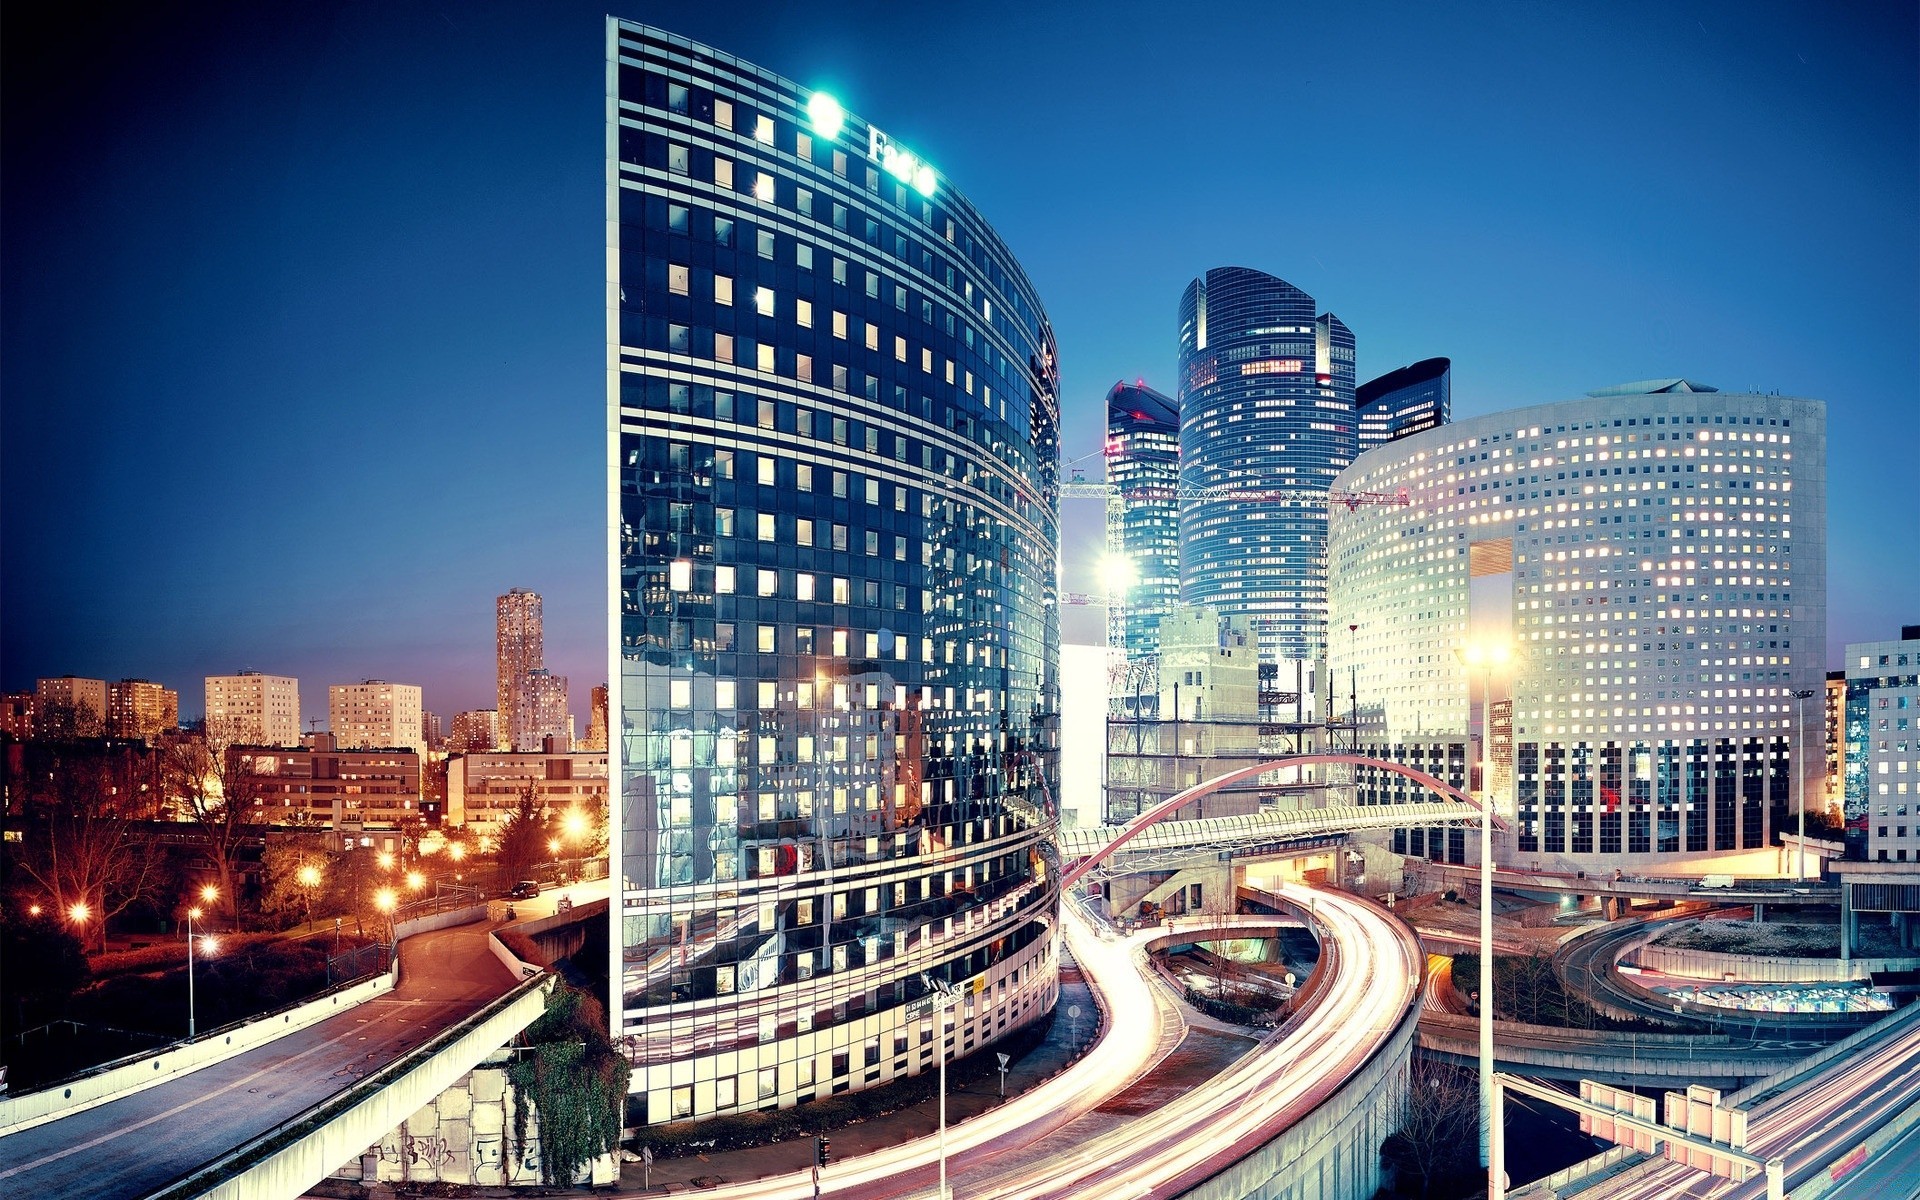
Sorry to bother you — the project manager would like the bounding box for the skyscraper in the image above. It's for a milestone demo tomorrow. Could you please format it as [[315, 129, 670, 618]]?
[[496, 588, 543, 750], [1176, 268, 1355, 663], [609, 20, 1060, 1125], [329, 679, 426, 756], [205, 671, 302, 747], [1356, 356, 1450, 452], [1104, 380, 1180, 661], [1328, 382, 1827, 869]]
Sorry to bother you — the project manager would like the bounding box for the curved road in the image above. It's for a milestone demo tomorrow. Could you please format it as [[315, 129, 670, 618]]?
[[632, 885, 1422, 1200], [0, 917, 513, 1200]]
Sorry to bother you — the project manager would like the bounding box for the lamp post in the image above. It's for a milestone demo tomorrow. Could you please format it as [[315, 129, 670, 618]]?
[[920, 974, 962, 1200], [298, 864, 321, 929], [1792, 689, 1817, 881], [1455, 641, 1508, 1184], [187, 885, 218, 1038]]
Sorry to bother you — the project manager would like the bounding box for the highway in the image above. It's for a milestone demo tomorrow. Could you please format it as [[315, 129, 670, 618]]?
[[0, 916, 513, 1200], [1548, 1003, 1920, 1200], [626, 884, 1422, 1200]]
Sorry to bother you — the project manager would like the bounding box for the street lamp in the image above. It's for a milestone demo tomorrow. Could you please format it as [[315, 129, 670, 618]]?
[[919, 974, 963, 1200], [187, 886, 220, 1038], [1454, 639, 1509, 1182], [298, 863, 322, 928], [374, 887, 397, 948], [1793, 689, 1817, 882]]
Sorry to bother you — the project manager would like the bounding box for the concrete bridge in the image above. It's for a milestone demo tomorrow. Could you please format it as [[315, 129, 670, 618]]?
[[0, 908, 553, 1200]]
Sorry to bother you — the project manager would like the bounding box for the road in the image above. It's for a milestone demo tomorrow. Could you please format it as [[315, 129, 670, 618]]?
[[0, 916, 513, 1200], [620, 884, 1422, 1200], [1564, 1004, 1920, 1200]]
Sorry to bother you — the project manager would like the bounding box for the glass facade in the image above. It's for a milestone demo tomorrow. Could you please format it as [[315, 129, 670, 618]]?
[[607, 21, 1061, 1124], [1104, 380, 1180, 661], [1328, 386, 1827, 869], [1844, 634, 1920, 862], [1176, 267, 1355, 662], [1356, 356, 1450, 453]]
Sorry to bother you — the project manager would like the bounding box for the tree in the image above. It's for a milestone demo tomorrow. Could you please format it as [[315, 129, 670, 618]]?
[[1383, 1055, 1480, 1198], [11, 746, 165, 951], [495, 786, 551, 887], [506, 985, 630, 1185], [1, 909, 93, 1035], [258, 835, 331, 930], [34, 697, 103, 741], [162, 721, 264, 926]]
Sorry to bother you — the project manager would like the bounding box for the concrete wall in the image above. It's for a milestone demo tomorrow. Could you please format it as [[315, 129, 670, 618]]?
[[1626, 943, 1918, 983], [1180, 987, 1417, 1200], [0, 970, 394, 1137], [334, 1058, 614, 1188], [152, 977, 556, 1200]]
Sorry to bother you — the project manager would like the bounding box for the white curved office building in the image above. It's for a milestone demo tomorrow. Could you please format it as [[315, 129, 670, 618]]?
[[1328, 381, 1826, 871]]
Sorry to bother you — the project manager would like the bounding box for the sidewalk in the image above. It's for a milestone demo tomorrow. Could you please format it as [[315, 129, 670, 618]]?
[[613, 942, 1101, 1195]]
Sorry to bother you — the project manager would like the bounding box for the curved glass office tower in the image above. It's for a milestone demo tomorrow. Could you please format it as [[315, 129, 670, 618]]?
[[606, 21, 1061, 1124], [1176, 268, 1355, 663]]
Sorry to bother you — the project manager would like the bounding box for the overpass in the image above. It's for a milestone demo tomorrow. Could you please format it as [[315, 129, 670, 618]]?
[[0, 909, 551, 1200]]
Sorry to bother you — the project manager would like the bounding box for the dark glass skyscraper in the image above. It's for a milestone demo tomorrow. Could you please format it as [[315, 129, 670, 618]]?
[[1176, 268, 1355, 662], [607, 21, 1061, 1124], [1104, 380, 1180, 661], [1357, 356, 1450, 452]]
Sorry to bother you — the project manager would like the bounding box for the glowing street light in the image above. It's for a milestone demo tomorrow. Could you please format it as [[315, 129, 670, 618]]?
[[68, 901, 91, 924], [187, 887, 220, 1039], [448, 843, 466, 863], [563, 809, 588, 840], [406, 870, 426, 892], [1454, 639, 1510, 1185], [377, 850, 396, 870]]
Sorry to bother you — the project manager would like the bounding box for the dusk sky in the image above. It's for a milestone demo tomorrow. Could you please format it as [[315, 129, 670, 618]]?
[[4, 0, 1914, 729]]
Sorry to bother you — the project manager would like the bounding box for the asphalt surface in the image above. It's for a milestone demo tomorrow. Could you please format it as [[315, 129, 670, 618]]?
[[0, 916, 513, 1200]]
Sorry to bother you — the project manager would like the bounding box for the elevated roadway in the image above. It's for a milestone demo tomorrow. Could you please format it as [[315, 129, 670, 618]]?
[[1519, 999, 1920, 1199], [0, 915, 520, 1199]]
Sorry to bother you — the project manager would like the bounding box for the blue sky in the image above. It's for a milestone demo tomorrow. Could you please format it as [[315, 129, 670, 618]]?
[[4, 0, 1914, 727]]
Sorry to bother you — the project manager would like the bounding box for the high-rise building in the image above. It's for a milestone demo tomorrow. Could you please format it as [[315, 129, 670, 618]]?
[[1844, 626, 1920, 863], [497, 588, 544, 750], [1104, 380, 1181, 661], [1328, 381, 1826, 871], [584, 684, 610, 751], [106, 679, 179, 741], [422, 710, 444, 751], [514, 668, 570, 751], [609, 19, 1060, 1125], [36, 676, 108, 736], [1176, 267, 1355, 663], [1356, 356, 1450, 452], [329, 680, 426, 756], [1825, 669, 1846, 809], [204, 672, 302, 747], [448, 710, 501, 755]]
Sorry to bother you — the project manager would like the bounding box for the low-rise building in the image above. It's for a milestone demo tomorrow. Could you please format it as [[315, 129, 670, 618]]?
[[236, 733, 422, 829], [447, 738, 606, 837]]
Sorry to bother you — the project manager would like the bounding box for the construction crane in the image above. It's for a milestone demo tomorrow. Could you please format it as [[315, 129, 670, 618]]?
[[1061, 472, 1409, 511]]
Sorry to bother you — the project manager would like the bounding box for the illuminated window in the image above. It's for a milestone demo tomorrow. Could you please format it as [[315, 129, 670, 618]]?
[[714, 275, 733, 306], [755, 287, 774, 316]]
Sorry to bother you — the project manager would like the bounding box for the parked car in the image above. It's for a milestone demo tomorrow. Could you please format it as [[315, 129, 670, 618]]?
[[508, 880, 541, 900]]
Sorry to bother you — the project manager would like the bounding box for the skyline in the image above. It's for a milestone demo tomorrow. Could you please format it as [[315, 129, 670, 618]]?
[[4, 0, 1915, 727]]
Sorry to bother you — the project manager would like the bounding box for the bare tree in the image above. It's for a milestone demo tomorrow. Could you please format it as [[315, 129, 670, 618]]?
[[13, 747, 164, 951], [1384, 1054, 1480, 1198], [162, 720, 264, 925]]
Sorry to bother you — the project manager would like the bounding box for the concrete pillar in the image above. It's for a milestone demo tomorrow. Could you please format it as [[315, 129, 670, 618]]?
[[1840, 882, 1853, 965], [1752, 902, 1764, 925]]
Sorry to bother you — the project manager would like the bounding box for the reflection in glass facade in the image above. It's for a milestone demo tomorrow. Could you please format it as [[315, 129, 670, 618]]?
[[606, 22, 1061, 1124], [1104, 380, 1180, 661], [1328, 385, 1827, 869], [1177, 268, 1356, 663], [1356, 356, 1450, 453]]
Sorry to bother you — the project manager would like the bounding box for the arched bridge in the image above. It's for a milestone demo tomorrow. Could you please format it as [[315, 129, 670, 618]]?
[[1059, 754, 1510, 889]]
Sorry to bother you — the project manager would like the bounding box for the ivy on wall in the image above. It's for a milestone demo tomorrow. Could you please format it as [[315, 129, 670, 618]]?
[[506, 984, 630, 1185]]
